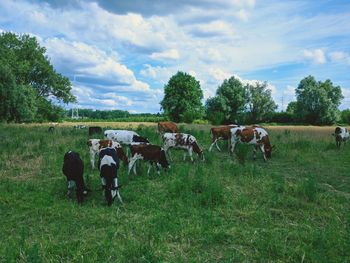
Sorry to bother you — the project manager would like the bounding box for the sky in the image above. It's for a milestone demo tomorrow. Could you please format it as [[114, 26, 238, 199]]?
[[1, 0, 350, 113]]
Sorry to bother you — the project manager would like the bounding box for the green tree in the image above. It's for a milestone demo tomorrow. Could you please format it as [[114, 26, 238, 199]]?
[[340, 109, 350, 124], [206, 76, 248, 124], [246, 82, 277, 123], [0, 32, 76, 122], [295, 76, 343, 124], [286, 101, 297, 114], [160, 71, 204, 123]]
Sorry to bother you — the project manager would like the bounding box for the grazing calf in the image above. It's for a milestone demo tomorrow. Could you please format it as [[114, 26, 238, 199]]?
[[62, 151, 88, 203], [87, 139, 128, 169], [158, 121, 180, 133], [128, 144, 169, 175], [230, 126, 273, 161], [333, 126, 349, 148], [209, 124, 239, 152], [104, 130, 150, 145], [89, 126, 102, 135], [162, 133, 204, 162], [98, 147, 122, 206]]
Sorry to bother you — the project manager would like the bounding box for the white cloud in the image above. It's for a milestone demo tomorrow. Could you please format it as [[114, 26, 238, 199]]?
[[150, 49, 180, 60], [303, 49, 326, 64], [329, 51, 350, 65]]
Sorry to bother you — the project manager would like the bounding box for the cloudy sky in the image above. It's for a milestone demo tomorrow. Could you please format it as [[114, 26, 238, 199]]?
[[1, 0, 350, 113]]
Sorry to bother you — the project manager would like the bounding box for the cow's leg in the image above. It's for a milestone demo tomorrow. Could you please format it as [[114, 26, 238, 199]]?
[[128, 156, 138, 175], [147, 162, 152, 175], [209, 139, 216, 152], [90, 151, 95, 169], [227, 138, 231, 152], [189, 147, 194, 162], [259, 145, 267, 161], [230, 141, 237, 155], [253, 146, 257, 160], [113, 178, 123, 203], [215, 138, 222, 151], [165, 148, 173, 161]]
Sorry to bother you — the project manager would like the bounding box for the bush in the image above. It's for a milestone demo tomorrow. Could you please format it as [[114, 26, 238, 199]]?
[[206, 111, 225, 125]]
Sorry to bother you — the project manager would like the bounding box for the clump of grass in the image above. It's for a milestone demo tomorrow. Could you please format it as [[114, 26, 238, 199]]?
[[234, 144, 251, 164], [296, 175, 319, 202]]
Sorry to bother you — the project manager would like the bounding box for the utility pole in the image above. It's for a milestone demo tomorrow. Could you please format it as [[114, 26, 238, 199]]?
[[281, 95, 284, 112]]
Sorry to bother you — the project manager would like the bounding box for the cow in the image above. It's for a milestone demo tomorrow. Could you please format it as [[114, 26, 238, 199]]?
[[98, 147, 123, 206], [128, 144, 170, 175], [48, 126, 55, 133], [104, 130, 150, 145], [162, 133, 204, 162], [62, 151, 88, 204], [230, 126, 273, 161], [89, 126, 102, 135], [157, 121, 180, 134], [87, 139, 128, 169], [333, 126, 349, 148], [209, 124, 239, 152]]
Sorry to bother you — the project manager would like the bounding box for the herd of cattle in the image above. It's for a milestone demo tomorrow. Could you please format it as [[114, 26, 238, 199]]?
[[61, 122, 349, 206]]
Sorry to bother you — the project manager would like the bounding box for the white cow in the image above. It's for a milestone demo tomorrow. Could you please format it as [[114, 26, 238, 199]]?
[[162, 133, 204, 162], [104, 130, 149, 145]]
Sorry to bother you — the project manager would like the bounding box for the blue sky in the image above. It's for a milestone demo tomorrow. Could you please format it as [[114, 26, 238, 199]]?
[[1, 0, 350, 113]]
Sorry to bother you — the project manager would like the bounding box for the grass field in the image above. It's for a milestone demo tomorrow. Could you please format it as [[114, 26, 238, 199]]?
[[0, 123, 349, 262]]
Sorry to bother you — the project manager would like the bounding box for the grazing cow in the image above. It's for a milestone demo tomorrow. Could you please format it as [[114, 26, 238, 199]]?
[[209, 124, 239, 152], [62, 151, 88, 203], [87, 139, 128, 169], [98, 147, 123, 206], [333, 126, 349, 148], [104, 130, 150, 145], [157, 121, 180, 133], [48, 126, 55, 133], [162, 133, 204, 162], [89, 126, 102, 135], [230, 126, 273, 161], [128, 144, 170, 175]]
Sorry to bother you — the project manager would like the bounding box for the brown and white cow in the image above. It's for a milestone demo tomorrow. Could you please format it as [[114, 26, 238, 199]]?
[[230, 126, 273, 161], [158, 121, 180, 134], [162, 133, 204, 162], [87, 139, 128, 169], [209, 124, 239, 152], [332, 126, 349, 148], [128, 144, 170, 175]]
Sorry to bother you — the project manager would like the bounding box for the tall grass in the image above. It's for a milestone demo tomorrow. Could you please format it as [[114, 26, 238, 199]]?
[[0, 123, 349, 262]]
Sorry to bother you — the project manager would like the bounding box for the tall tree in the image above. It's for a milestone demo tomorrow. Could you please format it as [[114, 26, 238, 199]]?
[[206, 76, 248, 124], [246, 82, 277, 123], [160, 71, 204, 123], [0, 32, 76, 122], [295, 76, 343, 124]]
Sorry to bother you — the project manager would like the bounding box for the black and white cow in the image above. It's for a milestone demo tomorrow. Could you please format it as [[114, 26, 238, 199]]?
[[162, 133, 204, 162], [62, 151, 88, 203], [333, 126, 350, 148], [98, 147, 123, 206]]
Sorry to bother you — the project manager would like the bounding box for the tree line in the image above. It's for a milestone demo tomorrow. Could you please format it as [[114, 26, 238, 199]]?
[[161, 72, 347, 125], [0, 32, 349, 125]]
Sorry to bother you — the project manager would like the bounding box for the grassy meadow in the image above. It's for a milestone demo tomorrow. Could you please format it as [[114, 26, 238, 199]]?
[[0, 122, 349, 262]]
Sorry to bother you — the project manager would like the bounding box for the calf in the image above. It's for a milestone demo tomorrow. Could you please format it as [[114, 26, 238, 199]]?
[[104, 130, 150, 145], [128, 144, 169, 175], [209, 124, 239, 152], [162, 133, 204, 162], [158, 121, 180, 133], [98, 147, 123, 206], [62, 151, 88, 203], [230, 126, 273, 161], [89, 126, 102, 135], [333, 126, 349, 148], [87, 139, 128, 169]]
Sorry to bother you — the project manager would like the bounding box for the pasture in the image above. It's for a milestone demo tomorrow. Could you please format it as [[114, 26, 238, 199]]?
[[0, 123, 349, 262]]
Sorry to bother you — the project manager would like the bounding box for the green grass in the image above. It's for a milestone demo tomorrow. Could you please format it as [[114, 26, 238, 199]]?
[[0, 123, 349, 262]]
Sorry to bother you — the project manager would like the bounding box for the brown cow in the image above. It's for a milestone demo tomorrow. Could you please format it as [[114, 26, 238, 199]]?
[[209, 124, 239, 152], [87, 139, 128, 169], [128, 144, 170, 175], [158, 121, 180, 133], [230, 126, 273, 161]]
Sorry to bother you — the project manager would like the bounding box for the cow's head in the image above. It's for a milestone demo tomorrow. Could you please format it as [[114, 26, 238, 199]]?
[[192, 141, 205, 161], [265, 144, 274, 159], [132, 135, 150, 144]]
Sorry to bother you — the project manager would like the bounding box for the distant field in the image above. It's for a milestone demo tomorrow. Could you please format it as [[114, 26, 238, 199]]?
[[0, 123, 349, 262]]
